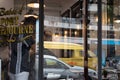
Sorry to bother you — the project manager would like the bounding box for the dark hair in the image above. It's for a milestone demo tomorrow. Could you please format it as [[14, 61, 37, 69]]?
[[24, 17, 37, 25]]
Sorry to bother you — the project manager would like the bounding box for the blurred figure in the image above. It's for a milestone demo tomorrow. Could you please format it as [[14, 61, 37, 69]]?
[[8, 17, 36, 80]]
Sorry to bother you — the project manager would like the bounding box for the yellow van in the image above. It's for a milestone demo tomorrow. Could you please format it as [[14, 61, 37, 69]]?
[[43, 41, 98, 70]]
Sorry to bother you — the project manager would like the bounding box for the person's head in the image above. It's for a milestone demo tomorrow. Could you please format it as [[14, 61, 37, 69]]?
[[24, 17, 37, 25], [23, 17, 37, 36]]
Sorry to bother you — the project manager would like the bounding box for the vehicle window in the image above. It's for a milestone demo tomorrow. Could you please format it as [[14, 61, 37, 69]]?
[[61, 50, 73, 58], [80, 50, 97, 58], [44, 58, 69, 69], [80, 50, 91, 58], [80, 50, 84, 56]]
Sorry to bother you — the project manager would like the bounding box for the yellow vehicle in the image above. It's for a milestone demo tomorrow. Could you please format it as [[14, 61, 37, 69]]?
[[43, 41, 98, 70]]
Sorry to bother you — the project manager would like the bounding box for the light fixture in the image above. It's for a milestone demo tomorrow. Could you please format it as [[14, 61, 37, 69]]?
[[54, 28, 60, 37], [27, 0, 39, 8], [64, 30, 68, 35], [27, 0, 46, 8], [114, 2, 120, 23], [20, 19, 25, 24], [24, 9, 38, 18], [114, 15, 120, 23], [74, 31, 77, 36], [55, 32, 59, 37]]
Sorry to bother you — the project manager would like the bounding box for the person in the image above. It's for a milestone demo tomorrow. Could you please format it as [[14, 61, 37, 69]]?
[[28, 49, 36, 80], [8, 34, 35, 80], [8, 17, 36, 80]]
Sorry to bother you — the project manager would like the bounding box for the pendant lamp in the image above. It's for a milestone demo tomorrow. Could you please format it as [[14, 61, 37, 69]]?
[[27, 0, 39, 8], [24, 9, 38, 18], [114, 1, 120, 23], [27, 0, 45, 8], [114, 15, 120, 23]]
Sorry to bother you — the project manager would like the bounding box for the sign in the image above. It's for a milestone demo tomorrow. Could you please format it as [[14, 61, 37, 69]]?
[[0, 7, 34, 44]]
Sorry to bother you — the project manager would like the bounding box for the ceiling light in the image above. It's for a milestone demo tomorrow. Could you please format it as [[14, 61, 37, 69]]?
[[114, 20, 120, 23], [27, 1, 39, 8], [27, 0, 45, 8], [114, 15, 120, 23], [24, 9, 38, 18], [114, 3, 120, 23], [20, 19, 25, 24]]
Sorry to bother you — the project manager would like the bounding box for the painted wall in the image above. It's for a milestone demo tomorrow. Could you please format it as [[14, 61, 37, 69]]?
[[0, 0, 14, 9]]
